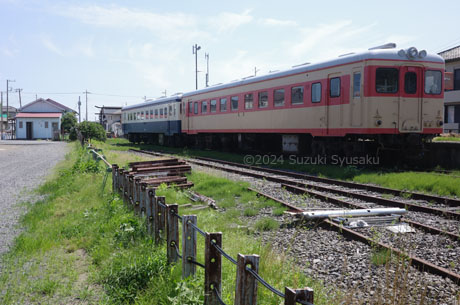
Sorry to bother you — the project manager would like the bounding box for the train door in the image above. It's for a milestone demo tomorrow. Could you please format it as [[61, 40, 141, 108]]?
[[350, 68, 363, 127], [399, 66, 422, 132], [327, 73, 343, 135]]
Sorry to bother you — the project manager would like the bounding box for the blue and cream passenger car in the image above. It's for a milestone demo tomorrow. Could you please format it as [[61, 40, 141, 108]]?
[[121, 95, 182, 145]]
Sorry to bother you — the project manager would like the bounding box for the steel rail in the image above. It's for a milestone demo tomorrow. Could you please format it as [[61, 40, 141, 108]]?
[[251, 188, 460, 285]]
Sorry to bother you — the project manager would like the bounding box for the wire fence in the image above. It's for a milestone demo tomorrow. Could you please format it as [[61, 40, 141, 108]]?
[[108, 159, 315, 305]]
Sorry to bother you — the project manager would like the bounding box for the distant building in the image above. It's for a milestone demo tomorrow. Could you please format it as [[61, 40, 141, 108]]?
[[1, 106, 18, 139], [15, 98, 75, 140], [439, 46, 460, 133], [96, 106, 122, 134]]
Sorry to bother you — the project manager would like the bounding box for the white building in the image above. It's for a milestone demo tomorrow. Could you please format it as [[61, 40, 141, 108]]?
[[15, 98, 75, 140]]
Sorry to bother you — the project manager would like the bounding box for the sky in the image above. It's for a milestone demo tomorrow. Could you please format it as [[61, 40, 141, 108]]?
[[1, 0, 460, 121]]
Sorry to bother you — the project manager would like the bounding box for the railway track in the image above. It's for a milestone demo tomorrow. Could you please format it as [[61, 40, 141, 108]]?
[[128, 148, 460, 285]]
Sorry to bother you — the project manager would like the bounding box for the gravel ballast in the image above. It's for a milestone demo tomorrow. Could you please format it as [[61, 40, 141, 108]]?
[[0, 140, 69, 258]]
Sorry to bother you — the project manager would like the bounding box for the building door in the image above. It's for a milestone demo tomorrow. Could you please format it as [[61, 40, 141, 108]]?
[[26, 122, 33, 140], [399, 66, 422, 132]]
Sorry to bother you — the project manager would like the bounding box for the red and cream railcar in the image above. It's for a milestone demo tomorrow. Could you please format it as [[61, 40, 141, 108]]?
[[181, 45, 444, 154]]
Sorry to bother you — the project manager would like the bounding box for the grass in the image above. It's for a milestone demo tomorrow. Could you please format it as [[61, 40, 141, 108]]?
[[370, 248, 392, 266], [103, 138, 460, 198]]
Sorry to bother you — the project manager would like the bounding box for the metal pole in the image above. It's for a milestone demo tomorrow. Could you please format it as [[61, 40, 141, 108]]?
[[78, 96, 81, 123], [15, 88, 22, 108], [205, 53, 209, 87], [192, 44, 201, 90], [0, 92, 3, 139]]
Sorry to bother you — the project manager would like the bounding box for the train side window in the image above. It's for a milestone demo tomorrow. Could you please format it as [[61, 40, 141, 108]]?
[[330, 77, 340, 97], [244, 93, 253, 109], [425, 70, 442, 95], [220, 98, 227, 112], [210, 99, 217, 112], [274, 89, 285, 107], [194, 102, 198, 114], [174, 106, 176, 117], [164, 107, 167, 118], [353, 73, 361, 97], [160, 108, 163, 117], [404, 72, 417, 94], [202, 101, 208, 113], [150, 110, 153, 119], [376, 68, 398, 93], [291, 86, 304, 104], [188, 102, 193, 114], [231, 96, 239, 111], [169, 105, 172, 116], [312, 82, 322, 103], [258, 91, 268, 108], [155, 109, 158, 118]]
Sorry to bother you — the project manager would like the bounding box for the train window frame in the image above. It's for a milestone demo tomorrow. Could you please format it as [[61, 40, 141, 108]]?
[[424, 70, 442, 95], [160, 108, 164, 117], [404, 72, 417, 94], [231, 96, 239, 111], [244, 93, 254, 109], [220, 98, 227, 112], [194, 102, 198, 114], [210, 99, 217, 112], [291, 86, 304, 105], [376, 68, 399, 93], [258, 91, 268, 108], [164, 107, 167, 117], [169, 105, 172, 116], [155, 109, 158, 118], [274, 89, 285, 107], [188, 102, 193, 114], [150, 110, 153, 119], [353, 72, 361, 97], [202, 101, 208, 114], [141, 111, 144, 120], [311, 82, 322, 103], [330, 77, 341, 98]]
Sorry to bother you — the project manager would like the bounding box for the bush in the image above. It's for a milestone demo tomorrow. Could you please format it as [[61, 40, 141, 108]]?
[[78, 121, 107, 142]]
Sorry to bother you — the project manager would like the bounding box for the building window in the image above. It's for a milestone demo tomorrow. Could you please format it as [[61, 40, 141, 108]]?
[[353, 72, 361, 97], [220, 98, 227, 112], [202, 101, 208, 113], [330, 77, 341, 97], [45, 121, 49, 128], [425, 70, 442, 95], [19, 121, 23, 128], [231, 96, 239, 111], [312, 82, 322, 103], [274, 89, 285, 107], [244, 93, 253, 109], [210, 99, 217, 112], [376, 68, 398, 93], [291, 86, 304, 104], [258, 91, 268, 108]]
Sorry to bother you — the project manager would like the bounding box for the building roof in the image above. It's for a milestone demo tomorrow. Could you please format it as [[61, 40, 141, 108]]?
[[438, 46, 460, 62], [20, 98, 75, 113], [16, 113, 62, 118]]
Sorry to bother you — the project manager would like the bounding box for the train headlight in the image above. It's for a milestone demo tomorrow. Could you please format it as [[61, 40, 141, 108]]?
[[407, 47, 418, 59]]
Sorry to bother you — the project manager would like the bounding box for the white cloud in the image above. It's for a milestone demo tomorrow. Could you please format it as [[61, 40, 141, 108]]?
[[41, 36, 64, 56], [259, 18, 297, 27], [1, 48, 18, 57], [208, 9, 253, 33]]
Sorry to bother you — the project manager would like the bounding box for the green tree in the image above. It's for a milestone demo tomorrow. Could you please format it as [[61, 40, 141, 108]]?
[[75, 121, 107, 143], [61, 112, 77, 134]]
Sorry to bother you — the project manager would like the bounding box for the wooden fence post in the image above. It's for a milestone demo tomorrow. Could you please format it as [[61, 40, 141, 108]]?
[[128, 175, 134, 207], [117, 168, 123, 194], [146, 189, 155, 235], [284, 287, 314, 305], [235, 254, 259, 305], [140, 183, 147, 217], [205, 232, 222, 305], [112, 164, 118, 193], [134, 177, 141, 215], [182, 215, 197, 278], [155, 196, 166, 244], [119, 169, 125, 200], [166, 204, 179, 263]]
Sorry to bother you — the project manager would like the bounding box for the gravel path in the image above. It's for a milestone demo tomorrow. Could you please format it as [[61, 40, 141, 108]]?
[[0, 140, 69, 258]]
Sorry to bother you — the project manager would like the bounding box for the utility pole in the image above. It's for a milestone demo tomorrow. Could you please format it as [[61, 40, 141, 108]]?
[[254, 67, 260, 76], [192, 44, 201, 90], [83, 90, 90, 121], [205, 53, 210, 87], [6, 80, 15, 127], [162, 90, 167, 97], [78, 96, 81, 123], [15, 88, 22, 108]]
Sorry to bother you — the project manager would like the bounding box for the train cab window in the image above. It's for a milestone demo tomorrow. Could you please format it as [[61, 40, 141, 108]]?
[[210, 99, 217, 112], [274, 89, 285, 107], [376, 68, 398, 93], [244, 93, 253, 109], [220, 98, 227, 112], [404, 72, 417, 94], [258, 91, 268, 108], [312, 82, 322, 103], [330, 77, 341, 97], [425, 70, 442, 95], [194, 102, 198, 114], [291, 86, 304, 104], [231, 96, 239, 111], [353, 73, 361, 97], [202, 101, 208, 113], [155, 109, 158, 118]]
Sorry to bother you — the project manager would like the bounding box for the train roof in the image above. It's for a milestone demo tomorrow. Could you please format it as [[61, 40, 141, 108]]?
[[122, 95, 182, 111], [182, 46, 444, 98]]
